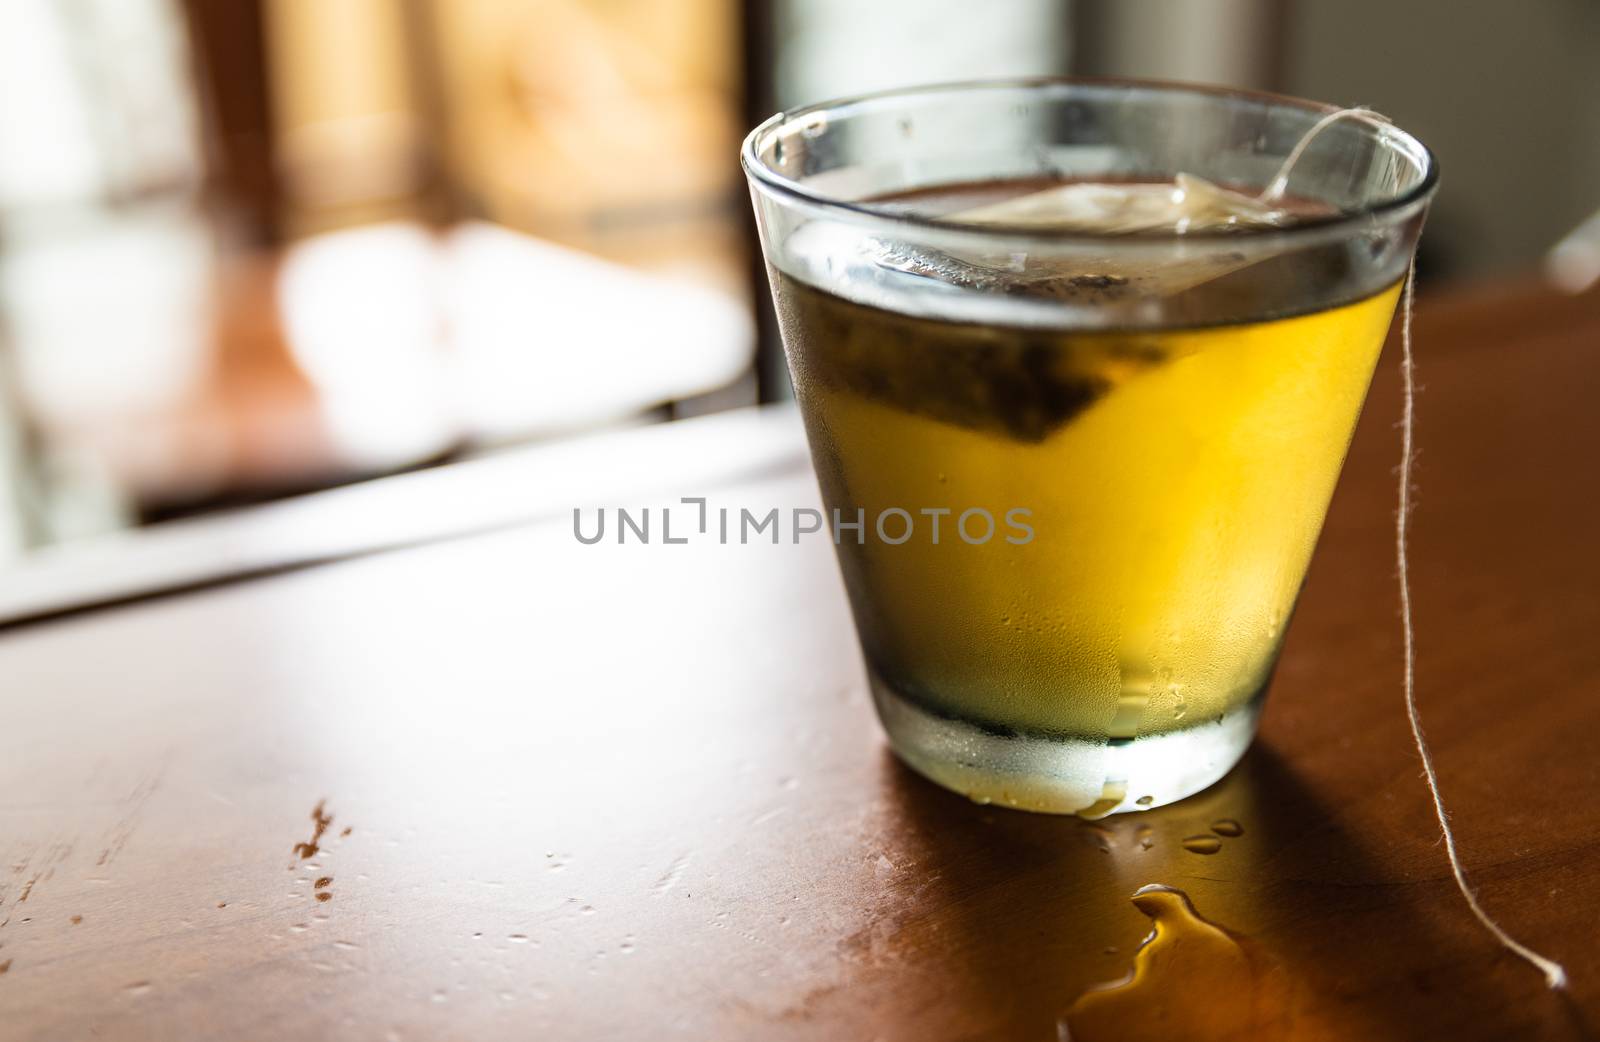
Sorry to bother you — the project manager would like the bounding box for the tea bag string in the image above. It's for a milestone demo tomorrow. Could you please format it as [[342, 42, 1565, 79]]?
[[1270, 106, 1568, 991], [1258, 106, 1393, 203], [1395, 258, 1569, 991]]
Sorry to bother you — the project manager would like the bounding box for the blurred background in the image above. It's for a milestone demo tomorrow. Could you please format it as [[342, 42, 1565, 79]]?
[[1, 0, 1596, 565]]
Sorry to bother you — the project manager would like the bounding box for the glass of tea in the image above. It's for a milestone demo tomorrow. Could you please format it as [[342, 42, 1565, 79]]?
[[742, 79, 1436, 815]]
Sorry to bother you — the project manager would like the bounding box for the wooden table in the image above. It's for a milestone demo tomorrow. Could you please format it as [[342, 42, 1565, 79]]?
[[2, 280, 1597, 1041]]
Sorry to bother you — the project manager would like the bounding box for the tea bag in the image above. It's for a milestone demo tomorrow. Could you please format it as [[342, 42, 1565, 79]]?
[[873, 174, 1296, 306], [839, 174, 1303, 437], [949, 173, 1291, 233]]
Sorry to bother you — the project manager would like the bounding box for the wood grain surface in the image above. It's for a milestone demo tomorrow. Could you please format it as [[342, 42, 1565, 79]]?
[[1, 280, 1597, 1041]]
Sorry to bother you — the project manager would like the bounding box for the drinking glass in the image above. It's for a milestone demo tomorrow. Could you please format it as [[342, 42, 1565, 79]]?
[[742, 79, 1436, 815]]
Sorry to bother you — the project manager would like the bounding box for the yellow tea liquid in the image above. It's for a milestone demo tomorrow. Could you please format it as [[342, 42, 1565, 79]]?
[[773, 198, 1398, 750]]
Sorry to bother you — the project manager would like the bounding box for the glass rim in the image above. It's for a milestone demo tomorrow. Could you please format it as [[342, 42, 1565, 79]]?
[[741, 76, 1440, 247]]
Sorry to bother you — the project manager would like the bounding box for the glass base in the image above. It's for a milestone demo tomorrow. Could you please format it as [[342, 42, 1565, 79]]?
[[872, 676, 1263, 817]]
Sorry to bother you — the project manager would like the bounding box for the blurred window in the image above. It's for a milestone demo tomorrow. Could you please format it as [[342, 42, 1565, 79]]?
[[0, 0, 755, 562], [773, 0, 1070, 110]]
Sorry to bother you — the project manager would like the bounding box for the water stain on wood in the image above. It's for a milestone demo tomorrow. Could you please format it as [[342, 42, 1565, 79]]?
[[293, 801, 334, 860]]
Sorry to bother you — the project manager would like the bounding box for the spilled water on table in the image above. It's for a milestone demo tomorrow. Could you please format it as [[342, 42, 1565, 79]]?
[[1059, 884, 1287, 1042]]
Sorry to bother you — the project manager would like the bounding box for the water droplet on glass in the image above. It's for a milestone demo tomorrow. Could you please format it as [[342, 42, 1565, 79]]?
[[508, 934, 530, 944], [1135, 795, 1154, 807], [1135, 826, 1155, 850], [1210, 819, 1243, 837], [1181, 835, 1222, 855]]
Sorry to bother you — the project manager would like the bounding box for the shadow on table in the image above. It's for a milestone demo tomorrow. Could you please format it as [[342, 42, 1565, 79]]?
[[872, 742, 1589, 1042]]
